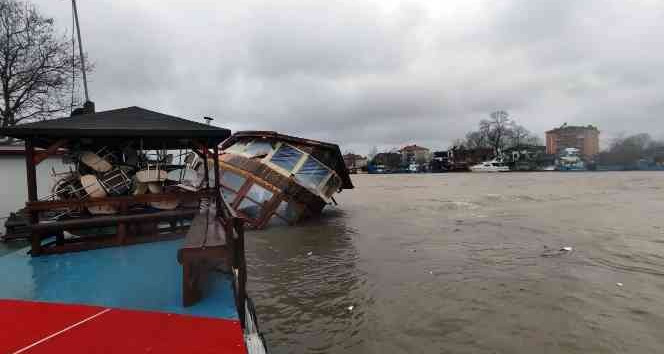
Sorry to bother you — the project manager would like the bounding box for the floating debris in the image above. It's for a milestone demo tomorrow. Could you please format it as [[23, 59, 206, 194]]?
[[347, 305, 354, 311], [616, 282, 624, 287], [307, 251, 313, 256], [541, 246, 574, 257]]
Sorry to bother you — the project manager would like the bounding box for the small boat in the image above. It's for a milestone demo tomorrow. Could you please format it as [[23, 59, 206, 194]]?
[[469, 159, 510, 172], [557, 148, 587, 171]]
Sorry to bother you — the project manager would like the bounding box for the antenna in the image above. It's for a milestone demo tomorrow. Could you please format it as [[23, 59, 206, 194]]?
[[204, 116, 213, 125], [71, 0, 90, 104]]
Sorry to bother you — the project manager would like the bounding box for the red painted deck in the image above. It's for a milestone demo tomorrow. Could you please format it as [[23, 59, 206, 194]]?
[[0, 300, 246, 354]]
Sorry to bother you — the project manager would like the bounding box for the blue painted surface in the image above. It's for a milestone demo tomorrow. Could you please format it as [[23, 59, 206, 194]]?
[[0, 240, 238, 320]]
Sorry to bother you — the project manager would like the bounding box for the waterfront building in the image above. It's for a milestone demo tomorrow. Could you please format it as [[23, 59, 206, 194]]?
[[343, 153, 368, 173], [545, 124, 600, 159], [398, 145, 431, 164]]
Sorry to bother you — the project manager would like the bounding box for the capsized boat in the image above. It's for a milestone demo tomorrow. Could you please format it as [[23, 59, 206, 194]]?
[[469, 158, 510, 172], [218, 131, 354, 229]]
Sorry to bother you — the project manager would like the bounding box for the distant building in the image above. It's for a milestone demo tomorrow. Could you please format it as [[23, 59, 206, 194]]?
[[371, 152, 402, 172], [445, 146, 494, 171], [503, 145, 554, 170], [343, 153, 367, 173], [398, 144, 431, 164], [430, 151, 451, 172], [545, 124, 599, 159]]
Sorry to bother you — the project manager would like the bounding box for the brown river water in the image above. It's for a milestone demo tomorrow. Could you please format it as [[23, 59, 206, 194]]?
[[245, 172, 664, 354], [2, 170, 664, 353]]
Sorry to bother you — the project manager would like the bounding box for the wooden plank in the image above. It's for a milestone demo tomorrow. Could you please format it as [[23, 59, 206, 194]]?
[[26, 190, 213, 211], [205, 213, 227, 248], [38, 232, 184, 255], [25, 138, 41, 256], [24, 139, 38, 203], [181, 212, 208, 249], [33, 139, 68, 165], [30, 209, 197, 232]]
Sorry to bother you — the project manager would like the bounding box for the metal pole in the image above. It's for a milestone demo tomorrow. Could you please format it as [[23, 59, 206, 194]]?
[[72, 0, 90, 103]]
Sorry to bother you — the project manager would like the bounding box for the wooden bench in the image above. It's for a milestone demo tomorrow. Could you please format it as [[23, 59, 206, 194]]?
[[177, 209, 232, 307]]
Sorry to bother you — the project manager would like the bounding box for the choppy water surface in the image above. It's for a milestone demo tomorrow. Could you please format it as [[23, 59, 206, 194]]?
[[246, 172, 664, 354]]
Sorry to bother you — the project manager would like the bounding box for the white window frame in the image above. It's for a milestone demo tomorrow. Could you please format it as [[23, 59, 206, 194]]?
[[262, 142, 341, 197]]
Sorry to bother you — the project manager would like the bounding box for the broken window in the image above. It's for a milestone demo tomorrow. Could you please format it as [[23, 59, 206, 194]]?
[[244, 140, 275, 157], [270, 144, 303, 172], [266, 214, 289, 227], [238, 198, 262, 220], [275, 201, 300, 222], [225, 141, 249, 154], [221, 187, 237, 204], [221, 170, 246, 191], [246, 184, 273, 204], [295, 156, 330, 190], [324, 174, 341, 197]]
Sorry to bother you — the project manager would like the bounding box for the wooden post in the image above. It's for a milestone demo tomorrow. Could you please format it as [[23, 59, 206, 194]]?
[[116, 201, 128, 245], [202, 143, 210, 190], [233, 217, 247, 327], [55, 231, 65, 246], [24, 138, 41, 256], [213, 144, 221, 210]]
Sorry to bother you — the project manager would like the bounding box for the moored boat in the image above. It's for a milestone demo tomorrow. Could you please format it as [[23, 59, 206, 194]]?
[[469, 159, 510, 172], [556, 148, 587, 171], [0, 107, 268, 353]]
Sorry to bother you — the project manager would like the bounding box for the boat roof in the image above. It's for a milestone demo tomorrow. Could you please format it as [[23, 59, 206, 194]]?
[[0, 240, 238, 320], [0, 106, 231, 150], [221, 131, 353, 189]]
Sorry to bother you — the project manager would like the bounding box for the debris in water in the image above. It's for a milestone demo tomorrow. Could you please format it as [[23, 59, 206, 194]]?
[[541, 246, 574, 257], [616, 282, 624, 287], [347, 305, 354, 311], [428, 271, 434, 275], [307, 251, 313, 256]]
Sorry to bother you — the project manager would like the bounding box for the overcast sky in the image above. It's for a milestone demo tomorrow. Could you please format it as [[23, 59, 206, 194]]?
[[34, 0, 664, 154]]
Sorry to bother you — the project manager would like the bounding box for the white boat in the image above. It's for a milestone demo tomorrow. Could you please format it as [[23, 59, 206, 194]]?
[[469, 159, 510, 172], [557, 148, 586, 171]]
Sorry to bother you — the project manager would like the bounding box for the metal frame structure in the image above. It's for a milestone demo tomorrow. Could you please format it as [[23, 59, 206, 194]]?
[[1, 106, 231, 256]]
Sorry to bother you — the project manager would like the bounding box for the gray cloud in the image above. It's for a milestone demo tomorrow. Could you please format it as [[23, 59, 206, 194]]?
[[34, 0, 664, 154]]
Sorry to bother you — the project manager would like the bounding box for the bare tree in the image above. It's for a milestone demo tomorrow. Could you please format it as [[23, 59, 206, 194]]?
[[486, 110, 511, 154], [0, 0, 90, 131], [450, 138, 466, 149], [464, 130, 487, 149], [508, 124, 530, 148]]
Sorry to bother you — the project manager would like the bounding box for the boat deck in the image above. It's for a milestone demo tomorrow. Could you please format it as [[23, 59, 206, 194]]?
[[0, 299, 245, 354], [0, 240, 246, 353]]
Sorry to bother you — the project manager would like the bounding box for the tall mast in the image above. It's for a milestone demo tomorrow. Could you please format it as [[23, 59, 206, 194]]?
[[71, 0, 89, 103]]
